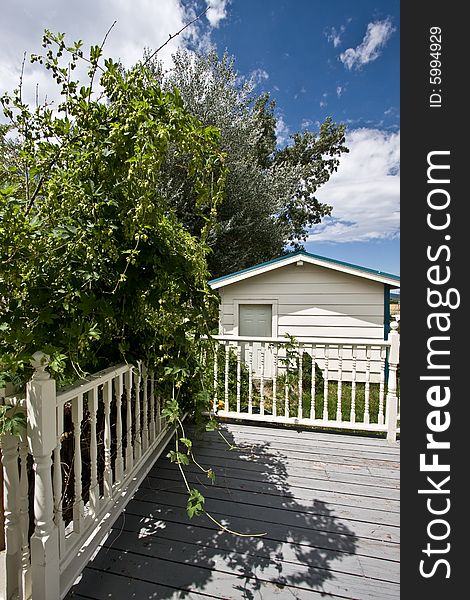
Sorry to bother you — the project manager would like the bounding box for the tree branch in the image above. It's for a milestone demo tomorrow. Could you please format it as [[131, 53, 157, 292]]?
[[143, 6, 209, 67], [88, 20, 117, 101]]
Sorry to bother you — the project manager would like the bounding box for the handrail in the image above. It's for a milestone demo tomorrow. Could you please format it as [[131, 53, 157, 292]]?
[[56, 363, 129, 404], [210, 334, 391, 346]]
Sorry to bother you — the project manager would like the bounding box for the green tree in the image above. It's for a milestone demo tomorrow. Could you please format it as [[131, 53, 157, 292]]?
[[0, 31, 225, 391], [150, 49, 348, 277]]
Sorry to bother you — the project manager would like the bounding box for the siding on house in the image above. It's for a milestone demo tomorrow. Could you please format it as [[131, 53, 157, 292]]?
[[219, 261, 385, 339]]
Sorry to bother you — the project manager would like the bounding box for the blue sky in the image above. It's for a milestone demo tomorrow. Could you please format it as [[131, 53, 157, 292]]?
[[1, 0, 400, 275], [206, 1, 400, 276]]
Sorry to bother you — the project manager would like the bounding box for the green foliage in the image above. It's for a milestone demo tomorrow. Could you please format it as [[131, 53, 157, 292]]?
[[277, 335, 324, 394], [0, 31, 226, 393], [211, 343, 251, 409], [0, 404, 26, 436], [149, 49, 348, 277], [205, 418, 218, 432], [186, 488, 205, 518]]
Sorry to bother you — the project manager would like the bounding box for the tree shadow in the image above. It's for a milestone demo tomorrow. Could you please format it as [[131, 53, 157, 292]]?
[[68, 423, 366, 599]]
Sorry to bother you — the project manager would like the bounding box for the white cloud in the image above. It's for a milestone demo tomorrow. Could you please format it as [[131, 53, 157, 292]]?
[[0, 1, 225, 109], [326, 25, 345, 48], [205, 0, 230, 28], [336, 85, 344, 97], [340, 18, 394, 70], [309, 128, 399, 243], [275, 115, 290, 147], [250, 68, 269, 86]]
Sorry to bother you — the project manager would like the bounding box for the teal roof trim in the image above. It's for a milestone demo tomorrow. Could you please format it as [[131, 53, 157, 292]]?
[[208, 251, 400, 286]]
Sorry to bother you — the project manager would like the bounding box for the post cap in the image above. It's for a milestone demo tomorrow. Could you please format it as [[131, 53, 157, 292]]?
[[30, 351, 51, 380]]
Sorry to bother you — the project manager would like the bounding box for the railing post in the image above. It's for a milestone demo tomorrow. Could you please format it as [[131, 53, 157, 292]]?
[[386, 322, 400, 442], [27, 351, 60, 600]]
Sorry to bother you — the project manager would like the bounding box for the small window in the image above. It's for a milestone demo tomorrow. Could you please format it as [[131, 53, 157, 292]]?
[[239, 304, 272, 337]]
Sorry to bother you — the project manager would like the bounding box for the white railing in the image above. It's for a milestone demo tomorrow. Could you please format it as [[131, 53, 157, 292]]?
[[208, 322, 400, 441], [0, 353, 174, 600]]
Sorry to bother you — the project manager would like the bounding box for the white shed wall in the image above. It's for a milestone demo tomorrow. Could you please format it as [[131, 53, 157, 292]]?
[[217, 261, 387, 382]]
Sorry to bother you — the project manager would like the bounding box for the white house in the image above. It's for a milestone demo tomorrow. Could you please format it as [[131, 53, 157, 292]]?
[[209, 251, 400, 382]]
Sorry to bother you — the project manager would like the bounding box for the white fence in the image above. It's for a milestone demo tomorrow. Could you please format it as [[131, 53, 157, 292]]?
[[0, 354, 174, 600], [209, 321, 400, 441]]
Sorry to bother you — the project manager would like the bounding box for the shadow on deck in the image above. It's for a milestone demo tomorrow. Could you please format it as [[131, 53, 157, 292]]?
[[66, 423, 399, 599]]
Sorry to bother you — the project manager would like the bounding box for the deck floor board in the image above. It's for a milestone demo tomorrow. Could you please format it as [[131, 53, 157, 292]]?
[[66, 423, 399, 600]]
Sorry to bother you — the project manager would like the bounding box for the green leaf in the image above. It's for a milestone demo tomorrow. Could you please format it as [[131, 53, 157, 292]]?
[[0, 405, 27, 437], [186, 488, 205, 519], [180, 437, 192, 450], [205, 419, 218, 432]]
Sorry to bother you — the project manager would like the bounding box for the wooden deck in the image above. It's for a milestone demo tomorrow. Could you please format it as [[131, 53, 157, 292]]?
[[66, 423, 400, 600]]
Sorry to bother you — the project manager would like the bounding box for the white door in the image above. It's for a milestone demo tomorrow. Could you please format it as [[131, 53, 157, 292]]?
[[239, 304, 273, 377]]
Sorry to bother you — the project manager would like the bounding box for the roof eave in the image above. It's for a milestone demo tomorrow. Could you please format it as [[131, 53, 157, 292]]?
[[209, 252, 400, 289]]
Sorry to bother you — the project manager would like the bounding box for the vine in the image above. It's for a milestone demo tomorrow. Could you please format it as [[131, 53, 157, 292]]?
[[0, 29, 266, 536]]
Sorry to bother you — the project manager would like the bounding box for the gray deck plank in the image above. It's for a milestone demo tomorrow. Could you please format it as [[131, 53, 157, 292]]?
[[66, 423, 400, 600], [95, 530, 398, 599], [130, 490, 399, 543], [147, 466, 400, 513], [217, 422, 400, 447], [193, 446, 399, 472], [153, 458, 400, 499], [164, 458, 401, 490], [103, 524, 399, 583], [136, 479, 400, 527], [116, 502, 399, 561], [71, 542, 398, 600], [201, 430, 401, 458]]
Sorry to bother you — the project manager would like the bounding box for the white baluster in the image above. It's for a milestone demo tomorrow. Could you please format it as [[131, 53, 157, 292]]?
[[284, 353, 289, 418], [88, 386, 99, 517], [134, 364, 142, 461], [336, 345, 343, 422], [323, 345, 329, 421], [53, 406, 65, 553], [272, 345, 278, 418], [297, 348, 303, 419], [213, 346, 218, 413], [1, 432, 22, 600], [248, 346, 253, 414], [224, 343, 230, 412], [364, 345, 371, 424], [125, 368, 134, 472], [260, 344, 265, 416], [236, 346, 241, 414], [156, 391, 161, 435], [19, 433, 31, 599], [310, 345, 316, 420], [149, 371, 156, 444], [142, 365, 149, 453], [103, 381, 113, 498], [350, 345, 357, 423], [378, 346, 386, 425], [71, 393, 84, 532], [114, 374, 124, 483]]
